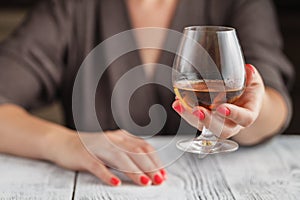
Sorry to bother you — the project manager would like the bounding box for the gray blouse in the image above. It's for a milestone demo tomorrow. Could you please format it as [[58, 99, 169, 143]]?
[[0, 0, 294, 135]]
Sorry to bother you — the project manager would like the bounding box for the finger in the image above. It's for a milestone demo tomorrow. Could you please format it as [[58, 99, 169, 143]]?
[[111, 152, 153, 186], [191, 107, 242, 138], [216, 104, 256, 128], [102, 151, 154, 186], [86, 158, 121, 186], [141, 143, 168, 180], [107, 130, 166, 184], [92, 132, 153, 186], [192, 106, 211, 128], [128, 149, 165, 185], [213, 116, 243, 138], [132, 138, 167, 180], [245, 64, 255, 86], [244, 64, 265, 96], [172, 100, 185, 114], [192, 106, 236, 138], [118, 138, 165, 184], [172, 100, 205, 130], [118, 132, 166, 177]]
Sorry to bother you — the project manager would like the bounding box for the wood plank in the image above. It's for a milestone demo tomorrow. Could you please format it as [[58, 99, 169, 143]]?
[[75, 136, 300, 200], [2, 136, 297, 199], [0, 154, 75, 200], [216, 136, 300, 200], [74, 136, 235, 200]]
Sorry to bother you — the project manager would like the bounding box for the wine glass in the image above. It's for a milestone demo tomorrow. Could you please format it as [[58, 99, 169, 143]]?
[[173, 26, 246, 154]]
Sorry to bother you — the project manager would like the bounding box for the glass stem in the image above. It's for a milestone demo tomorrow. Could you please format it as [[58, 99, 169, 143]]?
[[196, 126, 218, 146]]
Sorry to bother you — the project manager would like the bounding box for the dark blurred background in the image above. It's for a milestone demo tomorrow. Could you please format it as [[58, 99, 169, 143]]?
[[0, 0, 299, 133]]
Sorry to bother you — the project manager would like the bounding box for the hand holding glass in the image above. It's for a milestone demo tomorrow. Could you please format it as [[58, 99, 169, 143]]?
[[172, 26, 246, 154]]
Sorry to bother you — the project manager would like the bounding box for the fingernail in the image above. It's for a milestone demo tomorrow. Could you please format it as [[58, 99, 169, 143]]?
[[110, 177, 121, 186], [160, 169, 167, 180], [246, 64, 255, 74], [140, 175, 151, 186], [173, 103, 185, 113], [154, 174, 164, 184], [217, 106, 231, 116], [192, 110, 205, 120]]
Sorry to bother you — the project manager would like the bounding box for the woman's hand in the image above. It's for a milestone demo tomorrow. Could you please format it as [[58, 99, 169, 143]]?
[[48, 129, 166, 187], [172, 64, 265, 139]]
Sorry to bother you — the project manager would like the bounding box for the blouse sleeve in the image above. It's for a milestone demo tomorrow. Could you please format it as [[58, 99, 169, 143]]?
[[229, 0, 295, 132], [0, 0, 71, 110]]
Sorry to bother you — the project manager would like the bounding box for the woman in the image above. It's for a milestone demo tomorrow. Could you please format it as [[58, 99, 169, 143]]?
[[0, 0, 294, 186]]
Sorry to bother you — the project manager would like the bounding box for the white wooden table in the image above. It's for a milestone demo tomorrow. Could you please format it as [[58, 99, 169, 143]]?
[[0, 135, 300, 200]]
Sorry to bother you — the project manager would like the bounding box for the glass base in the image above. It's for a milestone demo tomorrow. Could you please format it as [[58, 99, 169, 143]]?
[[176, 138, 239, 154]]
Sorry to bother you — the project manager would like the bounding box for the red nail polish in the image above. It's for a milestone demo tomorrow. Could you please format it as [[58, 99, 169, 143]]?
[[154, 174, 164, 184], [140, 175, 151, 185], [192, 110, 205, 120], [160, 169, 166, 176], [246, 64, 255, 74], [173, 103, 185, 113], [217, 107, 230, 116], [110, 177, 121, 186], [160, 169, 167, 179]]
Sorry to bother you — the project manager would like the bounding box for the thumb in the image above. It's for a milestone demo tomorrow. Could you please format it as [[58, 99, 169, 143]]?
[[245, 64, 256, 86]]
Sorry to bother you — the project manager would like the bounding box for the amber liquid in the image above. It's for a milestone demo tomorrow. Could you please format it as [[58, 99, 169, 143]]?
[[174, 80, 244, 110]]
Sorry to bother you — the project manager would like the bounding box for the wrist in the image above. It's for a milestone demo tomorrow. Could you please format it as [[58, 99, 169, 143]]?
[[234, 87, 287, 145], [263, 87, 288, 132], [42, 125, 76, 163]]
